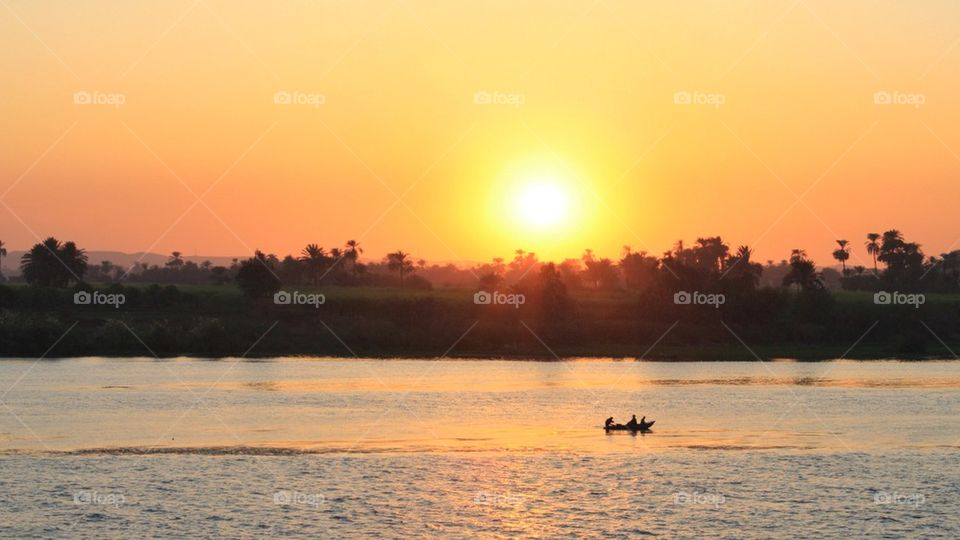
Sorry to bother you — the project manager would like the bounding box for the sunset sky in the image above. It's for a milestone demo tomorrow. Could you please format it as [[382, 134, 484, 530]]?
[[2, 1, 960, 267]]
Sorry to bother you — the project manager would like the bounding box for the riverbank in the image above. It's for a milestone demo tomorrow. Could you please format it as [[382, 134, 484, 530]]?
[[21, 347, 956, 361], [1, 283, 958, 359]]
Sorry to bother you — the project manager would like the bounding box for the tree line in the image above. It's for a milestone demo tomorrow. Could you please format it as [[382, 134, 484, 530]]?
[[2, 231, 960, 357], [6, 229, 959, 299]]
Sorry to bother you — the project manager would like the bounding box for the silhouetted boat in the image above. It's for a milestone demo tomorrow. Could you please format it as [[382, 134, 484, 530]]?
[[604, 420, 655, 432]]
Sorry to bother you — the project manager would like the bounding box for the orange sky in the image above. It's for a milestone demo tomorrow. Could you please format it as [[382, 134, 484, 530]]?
[[2, 1, 960, 268]]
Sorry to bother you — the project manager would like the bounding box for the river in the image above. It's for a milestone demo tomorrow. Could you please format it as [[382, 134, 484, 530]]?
[[1, 358, 957, 537]]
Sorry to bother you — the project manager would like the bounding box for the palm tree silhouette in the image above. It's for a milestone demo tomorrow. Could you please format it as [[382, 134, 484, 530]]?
[[345, 240, 363, 259], [881, 229, 903, 251], [299, 244, 327, 285], [387, 250, 414, 288], [832, 239, 850, 274], [583, 257, 616, 289], [20, 237, 87, 286], [166, 251, 184, 268], [0, 240, 6, 281], [783, 249, 821, 292], [865, 233, 881, 272], [345, 240, 364, 274], [728, 245, 762, 288], [329, 247, 344, 268]]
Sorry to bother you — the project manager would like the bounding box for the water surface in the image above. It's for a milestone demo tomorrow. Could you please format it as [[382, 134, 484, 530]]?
[[1, 358, 957, 537]]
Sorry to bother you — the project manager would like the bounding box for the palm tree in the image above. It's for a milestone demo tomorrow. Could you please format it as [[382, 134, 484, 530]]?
[[387, 250, 415, 288], [0, 240, 6, 281], [727, 245, 763, 288], [865, 233, 881, 272], [583, 257, 617, 289], [299, 244, 327, 285], [878, 229, 923, 286], [832, 239, 850, 274], [20, 237, 87, 287], [236, 251, 281, 299], [345, 240, 363, 259], [782, 250, 822, 292], [345, 240, 364, 274], [59, 241, 88, 283], [673, 240, 685, 258], [166, 251, 184, 268], [694, 236, 729, 272], [329, 247, 344, 268], [300, 244, 325, 261], [325, 247, 348, 281], [881, 229, 904, 253]]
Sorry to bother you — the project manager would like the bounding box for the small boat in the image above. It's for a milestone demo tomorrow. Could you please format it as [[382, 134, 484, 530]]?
[[604, 420, 655, 433]]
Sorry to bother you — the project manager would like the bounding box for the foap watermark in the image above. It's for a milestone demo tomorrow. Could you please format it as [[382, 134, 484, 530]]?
[[674, 290, 725, 309], [74, 290, 125, 309], [673, 90, 725, 108], [273, 90, 326, 108], [474, 290, 525, 309], [473, 90, 525, 108], [673, 491, 725, 508], [473, 491, 525, 507], [874, 291, 924, 309], [274, 290, 325, 308], [874, 491, 925, 508], [273, 490, 325, 508], [73, 90, 126, 108], [873, 90, 925, 109], [73, 490, 126, 508]]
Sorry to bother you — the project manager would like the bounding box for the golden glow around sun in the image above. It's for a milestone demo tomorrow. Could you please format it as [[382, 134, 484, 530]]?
[[485, 157, 596, 260], [515, 180, 571, 229]]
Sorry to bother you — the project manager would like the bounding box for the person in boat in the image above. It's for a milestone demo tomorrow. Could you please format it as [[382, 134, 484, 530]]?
[[605, 417, 615, 429], [626, 415, 639, 429]]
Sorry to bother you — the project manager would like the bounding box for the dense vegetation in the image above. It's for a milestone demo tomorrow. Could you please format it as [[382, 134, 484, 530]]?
[[1, 231, 958, 358]]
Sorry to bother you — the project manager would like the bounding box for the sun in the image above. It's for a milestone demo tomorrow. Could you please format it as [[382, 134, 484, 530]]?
[[514, 180, 571, 229]]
